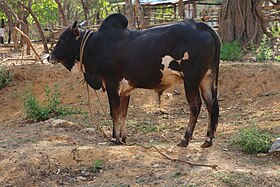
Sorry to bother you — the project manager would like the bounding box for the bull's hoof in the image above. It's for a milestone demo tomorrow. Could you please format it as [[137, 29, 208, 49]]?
[[110, 139, 125, 146], [201, 140, 213, 148], [121, 137, 127, 144], [177, 140, 189, 147]]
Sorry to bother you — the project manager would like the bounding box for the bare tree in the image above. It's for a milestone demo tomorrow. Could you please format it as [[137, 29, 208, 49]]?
[[54, 0, 68, 26], [0, 0, 24, 49], [19, 1, 49, 53], [218, 0, 268, 47], [134, 0, 146, 29], [80, 0, 89, 25], [125, 0, 135, 30], [178, 0, 185, 18]]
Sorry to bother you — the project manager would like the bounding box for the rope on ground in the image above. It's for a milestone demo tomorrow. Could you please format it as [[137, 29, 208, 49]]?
[[86, 83, 113, 143], [86, 83, 218, 170]]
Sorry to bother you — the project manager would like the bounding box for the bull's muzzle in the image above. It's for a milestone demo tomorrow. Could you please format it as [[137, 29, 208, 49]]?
[[46, 54, 57, 64]]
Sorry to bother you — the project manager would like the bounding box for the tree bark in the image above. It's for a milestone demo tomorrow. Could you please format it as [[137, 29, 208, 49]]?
[[0, 18, 4, 44], [0, 0, 24, 50], [55, 0, 68, 26], [19, 1, 49, 53], [125, 0, 136, 30], [218, 0, 267, 47], [134, 0, 146, 29], [21, 12, 30, 55], [178, 0, 185, 18], [80, 0, 89, 25]]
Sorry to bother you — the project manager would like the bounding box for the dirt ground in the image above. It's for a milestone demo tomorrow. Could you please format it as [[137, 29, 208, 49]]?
[[0, 47, 280, 186]]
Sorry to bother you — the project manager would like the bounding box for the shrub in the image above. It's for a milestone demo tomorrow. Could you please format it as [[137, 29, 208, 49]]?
[[92, 159, 103, 172], [256, 34, 272, 61], [220, 41, 243, 61], [0, 66, 13, 89], [270, 21, 280, 38], [23, 89, 50, 122], [23, 84, 82, 122], [231, 127, 272, 154]]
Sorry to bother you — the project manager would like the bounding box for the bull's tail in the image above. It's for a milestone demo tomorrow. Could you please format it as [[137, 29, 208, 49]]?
[[208, 26, 220, 133]]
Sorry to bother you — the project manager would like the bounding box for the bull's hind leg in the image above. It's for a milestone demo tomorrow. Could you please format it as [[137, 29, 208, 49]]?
[[119, 95, 130, 143], [200, 69, 219, 148], [177, 81, 202, 147]]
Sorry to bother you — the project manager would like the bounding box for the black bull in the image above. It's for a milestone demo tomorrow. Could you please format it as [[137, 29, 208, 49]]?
[[48, 14, 221, 148]]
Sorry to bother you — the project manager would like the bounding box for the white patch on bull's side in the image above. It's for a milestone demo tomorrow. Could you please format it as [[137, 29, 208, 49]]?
[[182, 51, 189, 60], [160, 55, 183, 88], [118, 79, 134, 96]]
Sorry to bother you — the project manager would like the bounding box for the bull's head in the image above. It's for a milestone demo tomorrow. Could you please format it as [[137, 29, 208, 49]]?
[[48, 21, 81, 71]]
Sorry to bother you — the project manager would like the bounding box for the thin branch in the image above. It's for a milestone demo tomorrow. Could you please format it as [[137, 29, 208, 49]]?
[[14, 27, 44, 64]]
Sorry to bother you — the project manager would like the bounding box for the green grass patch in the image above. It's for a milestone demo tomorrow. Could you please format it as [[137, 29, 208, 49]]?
[[23, 84, 83, 122], [0, 66, 13, 89], [270, 21, 280, 38], [220, 40, 243, 61], [230, 127, 272, 154], [128, 120, 169, 133], [91, 159, 103, 173], [217, 172, 251, 187]]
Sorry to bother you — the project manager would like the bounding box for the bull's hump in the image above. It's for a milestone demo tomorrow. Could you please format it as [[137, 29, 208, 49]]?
[[99, 14, 128, 31]]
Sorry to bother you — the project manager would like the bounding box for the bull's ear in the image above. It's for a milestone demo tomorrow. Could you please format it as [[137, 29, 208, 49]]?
[[71, 21, 80, 39], [71, 20, 78, 30]]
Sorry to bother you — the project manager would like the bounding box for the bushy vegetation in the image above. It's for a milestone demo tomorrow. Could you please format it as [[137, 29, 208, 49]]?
[[220, 41, 243, 61], [270, 21, 280, 38], [92, 159, 103, 173], [231, 127, 272, 154], [0, 66, 13, 89], [23, 84, 82, 122], [255, 34, 273, 61]]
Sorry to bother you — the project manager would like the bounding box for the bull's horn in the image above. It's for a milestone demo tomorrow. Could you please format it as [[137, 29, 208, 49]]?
[[79, 21, 87, 28]]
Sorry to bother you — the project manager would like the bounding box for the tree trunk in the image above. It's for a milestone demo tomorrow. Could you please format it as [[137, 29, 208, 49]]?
[[134, 0, 146, 29], [22, 13, 30, 55], [80, 0, 89, 25], [0, 18, 4, 44], [0, 0, 24, 50], [55, 0, 68, 26], [19, 1, 49, 53], [125, 0, 136, 30], [218, 0, 267, 47], [178, 0, 185, 18]]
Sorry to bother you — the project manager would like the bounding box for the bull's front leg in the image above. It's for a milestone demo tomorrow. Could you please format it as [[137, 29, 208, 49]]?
[[106, 84, 122, 144], [119, 95, 130, 143]]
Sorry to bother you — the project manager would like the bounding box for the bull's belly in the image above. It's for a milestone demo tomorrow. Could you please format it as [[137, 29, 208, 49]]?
[[118, 54, 185, 96]]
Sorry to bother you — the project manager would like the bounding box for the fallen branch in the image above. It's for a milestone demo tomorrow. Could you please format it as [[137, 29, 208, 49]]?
[[13, 27, 44, 64], [258, 90, 278, 97], [129, 143, 218, 169], [1, 57, 36, 61]]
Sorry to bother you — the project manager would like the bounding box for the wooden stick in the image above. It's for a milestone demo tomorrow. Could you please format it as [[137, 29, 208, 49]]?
[[13, 27, 44, 64]]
